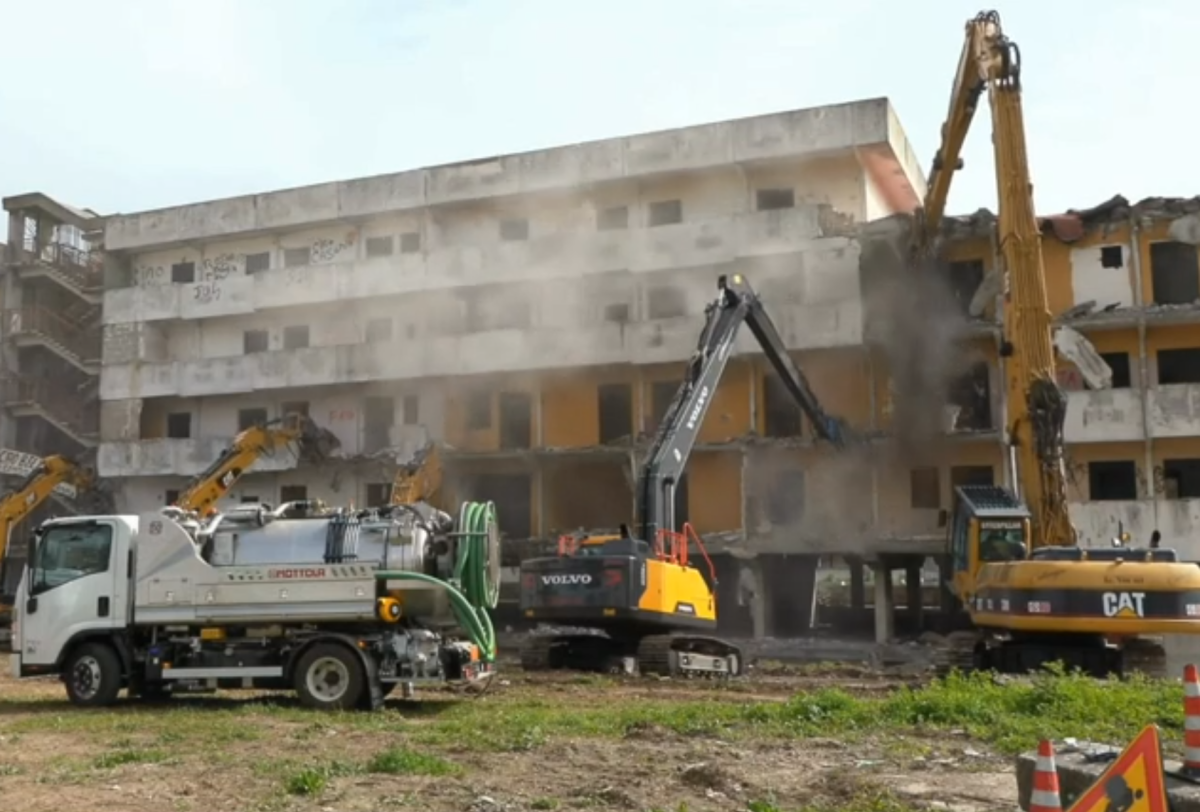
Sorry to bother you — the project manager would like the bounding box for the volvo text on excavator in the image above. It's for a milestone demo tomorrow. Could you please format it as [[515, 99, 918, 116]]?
[[0, 455, 110, 650], [170, 412, 340, 519], [518, 273, 851, 678], [895, 10, 1200, 678]]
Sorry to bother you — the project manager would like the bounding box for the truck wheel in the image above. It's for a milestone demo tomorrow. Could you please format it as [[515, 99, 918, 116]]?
[[294, 643, 365, 711], [64, 642, 123, 707]]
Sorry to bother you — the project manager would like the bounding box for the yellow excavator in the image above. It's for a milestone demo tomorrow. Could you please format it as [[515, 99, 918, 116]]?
[[890, 10, 1200, 678], [171, 412, 340, 518], [0, 455, 109, 650], [389, 441, 442, 507]]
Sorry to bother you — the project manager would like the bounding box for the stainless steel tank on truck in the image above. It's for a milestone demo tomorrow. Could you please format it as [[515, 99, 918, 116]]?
[[8, 497, 502, 711]]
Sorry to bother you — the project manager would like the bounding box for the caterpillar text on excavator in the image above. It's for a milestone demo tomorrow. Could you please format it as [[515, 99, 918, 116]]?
[[879, 10, 1200, 678], [518, 273, 852, 678]]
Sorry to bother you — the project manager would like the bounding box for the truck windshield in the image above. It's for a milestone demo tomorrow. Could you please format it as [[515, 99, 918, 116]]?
[[30, 523, 113, 595]]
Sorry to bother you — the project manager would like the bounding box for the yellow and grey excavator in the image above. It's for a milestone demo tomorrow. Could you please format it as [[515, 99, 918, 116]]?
[[171, 412, 340, 518], [0, 455, 109, 650], [389, 441, 442, 507], [891, 10, 1200, 677]]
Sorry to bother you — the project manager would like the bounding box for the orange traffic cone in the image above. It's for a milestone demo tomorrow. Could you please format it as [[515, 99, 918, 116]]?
[[1184, 664, 1200, 775], [1029, 739, 1063, 812]]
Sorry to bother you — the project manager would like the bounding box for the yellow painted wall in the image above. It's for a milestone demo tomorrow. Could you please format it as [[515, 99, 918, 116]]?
[[443, 373, 540, 451], [540, 366, 639, 448], [687, 451, 742, 534]]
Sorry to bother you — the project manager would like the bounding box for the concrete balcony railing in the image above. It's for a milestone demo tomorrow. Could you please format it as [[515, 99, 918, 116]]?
[[3, 306, 102, 374], [99, 306, 863, 401], [1069, 500, 1200, 556], [1, 374, 100, 446], [1064, 388, 1144, 443], [97, 437, 309, 478], [100, 208, 855, 325]]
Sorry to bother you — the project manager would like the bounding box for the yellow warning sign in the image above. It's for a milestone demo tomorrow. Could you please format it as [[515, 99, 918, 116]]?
[[1065, 724, 1167, 812]]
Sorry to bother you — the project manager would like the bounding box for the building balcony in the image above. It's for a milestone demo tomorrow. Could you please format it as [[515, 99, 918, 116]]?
[[9, 241, 105, 304], [97, 437, 311, 478], [100, 208, 857, 326], [1069, 499, 1200, 557], [98, 305, 863, 401], [1064, 384, 1200, 443]]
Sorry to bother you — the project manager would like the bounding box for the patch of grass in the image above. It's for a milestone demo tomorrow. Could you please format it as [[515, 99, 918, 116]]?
[[529, 799, 559, 810], [93, 747, 168, 769], [281, 759, 359, 796], [367, 747, 461, 777]]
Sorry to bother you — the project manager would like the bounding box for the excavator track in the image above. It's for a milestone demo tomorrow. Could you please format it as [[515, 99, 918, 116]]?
[[636, 634, 744, 679], [932, 630, 980, 678]]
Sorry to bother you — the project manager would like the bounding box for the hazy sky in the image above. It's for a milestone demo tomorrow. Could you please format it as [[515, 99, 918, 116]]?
[[1, 0, 1193, 219]]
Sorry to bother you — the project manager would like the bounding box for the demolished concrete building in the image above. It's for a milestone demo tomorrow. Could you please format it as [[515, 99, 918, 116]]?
[[5, 98, 1200, 653]]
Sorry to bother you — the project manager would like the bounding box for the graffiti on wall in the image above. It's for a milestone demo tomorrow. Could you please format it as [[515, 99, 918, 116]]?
[[135, 265, 167, 286]]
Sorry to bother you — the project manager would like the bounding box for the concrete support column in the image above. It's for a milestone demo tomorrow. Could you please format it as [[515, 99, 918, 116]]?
[[741, 558, 769, 640], [905, 558, 924, 634], [849, 557, 865, 610], [872, 562, 895, 644]]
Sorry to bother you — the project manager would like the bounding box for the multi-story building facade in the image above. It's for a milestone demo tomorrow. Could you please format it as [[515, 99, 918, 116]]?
[[0, 194, 105, 590]]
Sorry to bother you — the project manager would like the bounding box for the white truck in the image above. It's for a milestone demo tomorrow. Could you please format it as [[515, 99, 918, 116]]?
[[8, 498, 502, 711]]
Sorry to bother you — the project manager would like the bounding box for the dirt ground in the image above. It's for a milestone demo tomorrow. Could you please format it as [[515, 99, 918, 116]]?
[[0, 654, 1019, 812]]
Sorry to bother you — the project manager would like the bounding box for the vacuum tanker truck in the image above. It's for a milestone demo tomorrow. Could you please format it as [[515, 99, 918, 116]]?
[[8, 497, 502, 711]]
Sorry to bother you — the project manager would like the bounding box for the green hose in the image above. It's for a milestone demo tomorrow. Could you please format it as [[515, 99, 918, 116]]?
[[376, 500, 500, 662]]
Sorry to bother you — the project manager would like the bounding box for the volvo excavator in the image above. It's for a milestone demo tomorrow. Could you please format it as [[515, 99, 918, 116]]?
[[0, 455, 110, 650], [170, 412, 340, 518], [887, 10, 1200, 678], [518, 273, 851, 678]]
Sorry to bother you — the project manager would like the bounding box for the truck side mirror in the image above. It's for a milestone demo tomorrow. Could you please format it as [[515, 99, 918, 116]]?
[[937, 509, 949, 529]]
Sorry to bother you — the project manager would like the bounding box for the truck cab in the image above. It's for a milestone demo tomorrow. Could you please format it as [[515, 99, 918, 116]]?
[[10, 516, 135, 681]]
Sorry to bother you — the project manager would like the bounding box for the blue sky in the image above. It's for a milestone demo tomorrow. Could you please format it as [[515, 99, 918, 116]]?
[[1, 0, 1193, 218]]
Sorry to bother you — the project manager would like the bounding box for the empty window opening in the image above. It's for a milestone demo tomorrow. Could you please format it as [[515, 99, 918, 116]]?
[[499, 392, 533, 449], [597, 205, 629, 231], [363, 396, 394, 450], [243, 329, 269, 354], [947, 362, 992, 431], [365, 317, 393, 343], [603, 302, 630, 323], [165, 489, 180, 506], [598, 383, 633, 444], [366, 482, 391, 507], [281, 401, 309, 418], [464, 288, 532, 331], [399, 232, 421, 254], [499, 218, 529, 242], [647, 286, 687, 319], [402, 395, 420, 425], [1157, 348, 1200, 385], [1150, 241, 1200, 305], [648, 199, 683, 227], [1088, 460, 1137, 501], [1100, 245, 1124, 269], [910, 467, 940, 510], [282, 325, 310, 350], [943, 259, 985, 316], [365, 236, 394, 258], [1162, 458, 1200, 499], [467, 473, 533, 539], [238, 408, 268, 431], [171, 261, 195, 284], [241, 495, 260, 504], [166, 412, 192, 439], [766, 470, 804, 524], [649, 380, 680, 433], [756, 188, 795, 212], [763, 372, 803, 438], [1100, 352, 1132, 388], [466, 392, 492, 430], [950, 465, 994, 490], [280, 484, 308, 503], [283, 247, 311, 268], [245, 252, 271, 274]]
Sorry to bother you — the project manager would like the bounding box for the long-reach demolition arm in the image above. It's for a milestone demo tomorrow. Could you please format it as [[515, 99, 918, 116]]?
[[920, 10, 1073, 550], [634, 273, 849, 543], [174, 413, 341, 518]]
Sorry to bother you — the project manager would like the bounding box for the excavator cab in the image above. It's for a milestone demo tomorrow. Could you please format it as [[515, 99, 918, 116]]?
[[945, 485, 1031, 599]]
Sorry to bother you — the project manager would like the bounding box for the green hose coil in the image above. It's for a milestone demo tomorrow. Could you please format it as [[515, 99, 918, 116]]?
[[375, 500, 500, 662]]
